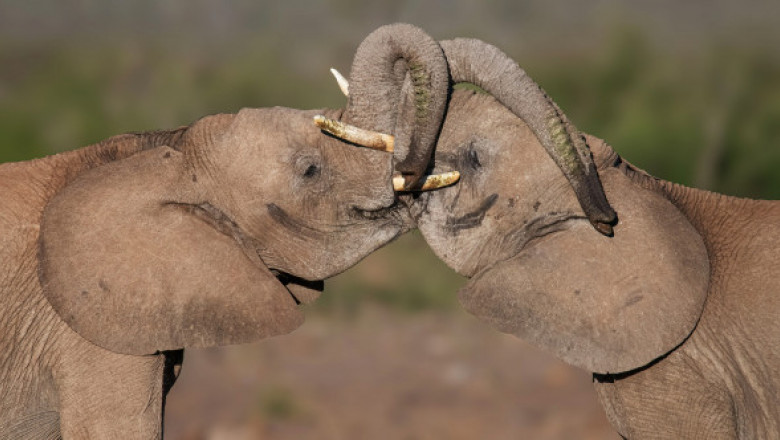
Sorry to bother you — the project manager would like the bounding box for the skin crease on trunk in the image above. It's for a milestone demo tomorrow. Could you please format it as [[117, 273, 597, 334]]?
[[414, 88, 780, 439]]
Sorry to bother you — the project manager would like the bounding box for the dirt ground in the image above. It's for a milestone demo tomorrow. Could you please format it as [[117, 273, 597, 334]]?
[[165, 306, 618, 439]]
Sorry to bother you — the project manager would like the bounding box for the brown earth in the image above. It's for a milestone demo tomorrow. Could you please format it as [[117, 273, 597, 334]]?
[[165, 306, 618, 439]]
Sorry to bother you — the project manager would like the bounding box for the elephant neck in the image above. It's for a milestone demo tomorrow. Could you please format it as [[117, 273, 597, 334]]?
[[586, 134, 773, 263]]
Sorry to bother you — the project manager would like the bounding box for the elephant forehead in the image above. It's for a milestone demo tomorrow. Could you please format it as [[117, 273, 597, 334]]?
[[436, 92, 561, 192], [219, 108, 307, 160], [439, 91, 521, 144]]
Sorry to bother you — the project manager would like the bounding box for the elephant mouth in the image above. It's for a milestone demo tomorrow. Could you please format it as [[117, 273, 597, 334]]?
[[350, 204, 403, 222], [266, 202, 405, 237]]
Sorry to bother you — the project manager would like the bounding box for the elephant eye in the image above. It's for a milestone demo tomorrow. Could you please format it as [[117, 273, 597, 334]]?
[[303, 163, 321, 178], [466, 146, 482, 169], [294, 153, 326, 187]]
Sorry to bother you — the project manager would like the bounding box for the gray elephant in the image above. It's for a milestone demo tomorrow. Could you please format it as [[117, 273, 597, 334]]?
[[0, 24, 454, 439], [411, 38, 780, 438]]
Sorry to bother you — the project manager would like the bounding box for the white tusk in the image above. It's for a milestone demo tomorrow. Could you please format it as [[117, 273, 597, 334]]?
[[392, 176, 408, 191], [313, 115, 394, 153], [393, 171, 460, 192], [330, 68, 350, 97]]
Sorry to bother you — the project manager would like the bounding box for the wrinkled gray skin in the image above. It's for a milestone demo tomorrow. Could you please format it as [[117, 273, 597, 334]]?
[[0, 24, 447, 439], [415, 39, 780, 439]]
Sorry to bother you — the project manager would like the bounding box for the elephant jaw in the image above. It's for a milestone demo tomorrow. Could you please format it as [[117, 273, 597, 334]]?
[[168, 201, 326, 307], [415, 187, 587, 279], [258, 202, 408, 281]]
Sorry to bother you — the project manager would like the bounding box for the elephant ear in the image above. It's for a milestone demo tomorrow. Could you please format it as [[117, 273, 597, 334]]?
[[40, 146, 303, 355], [458, 168, 710, 374]]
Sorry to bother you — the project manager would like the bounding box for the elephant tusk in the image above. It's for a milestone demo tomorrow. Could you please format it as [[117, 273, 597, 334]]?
[[393, 171, 460, 192], [313, 115, 394, 153], [330, 68, 350, 97]]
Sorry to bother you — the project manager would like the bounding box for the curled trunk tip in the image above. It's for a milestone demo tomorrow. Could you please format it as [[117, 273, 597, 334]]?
[[343, 24, 449, 187]]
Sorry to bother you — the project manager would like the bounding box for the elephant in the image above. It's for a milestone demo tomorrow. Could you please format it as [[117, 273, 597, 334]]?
[[411, 38, 780, 438], [0, 23, 453, 439]]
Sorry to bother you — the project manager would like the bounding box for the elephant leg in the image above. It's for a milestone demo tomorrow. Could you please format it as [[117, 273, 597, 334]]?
[[55, 347, 168, 439]]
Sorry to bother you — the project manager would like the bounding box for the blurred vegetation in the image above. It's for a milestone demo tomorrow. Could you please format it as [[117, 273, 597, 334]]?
[[257, 386, 305, 421], [1, 17, 778, 312], [539, 27, 780, 198], [313, 231, 466, 315]]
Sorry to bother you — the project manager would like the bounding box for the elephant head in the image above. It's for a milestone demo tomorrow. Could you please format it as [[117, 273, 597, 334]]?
[[415, 39, 710, 374], [38, 24, 450, 356]]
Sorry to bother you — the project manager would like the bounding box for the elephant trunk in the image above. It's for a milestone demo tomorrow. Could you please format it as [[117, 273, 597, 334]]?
[[343, 23, 449, 188], [439, 39, 616, 235]]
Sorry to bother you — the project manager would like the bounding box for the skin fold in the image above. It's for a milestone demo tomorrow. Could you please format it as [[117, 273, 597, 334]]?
[[0, 24, 448, 439], [413, 45, 780, 438]]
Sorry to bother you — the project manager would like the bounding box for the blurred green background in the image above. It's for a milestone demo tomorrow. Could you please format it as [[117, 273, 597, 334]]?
[[1, 0, 778, 310]]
